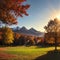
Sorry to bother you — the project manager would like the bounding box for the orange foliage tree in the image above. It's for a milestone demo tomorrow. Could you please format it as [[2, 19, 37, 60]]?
[[0, 0, 30, 25], [44, 18, 60, 51]]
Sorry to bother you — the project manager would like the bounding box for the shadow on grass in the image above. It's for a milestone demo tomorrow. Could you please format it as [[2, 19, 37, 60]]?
[[35, 50, 60, 60]]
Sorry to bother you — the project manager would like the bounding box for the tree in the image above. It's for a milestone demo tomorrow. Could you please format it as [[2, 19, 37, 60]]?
[[13, 32, 21, 45], [0, 0, 30, 25], [44, 18, 60, 51], [3, 27, 14, 45], [26, 36, 35, 46]]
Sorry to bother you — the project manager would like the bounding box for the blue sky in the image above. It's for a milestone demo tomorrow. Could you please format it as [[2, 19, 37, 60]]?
[[12, 0, 60, 32]]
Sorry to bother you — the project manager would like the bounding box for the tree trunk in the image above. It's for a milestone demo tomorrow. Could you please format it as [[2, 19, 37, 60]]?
[[55, 33, 57, 51], [55, 38, 57, 51]]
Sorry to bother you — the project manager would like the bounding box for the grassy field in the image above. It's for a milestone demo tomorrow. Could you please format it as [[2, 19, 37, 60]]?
[[0, 46, 59, 60]]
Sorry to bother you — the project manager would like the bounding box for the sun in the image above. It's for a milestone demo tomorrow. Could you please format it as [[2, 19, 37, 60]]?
[[56, 14, 60, 20]]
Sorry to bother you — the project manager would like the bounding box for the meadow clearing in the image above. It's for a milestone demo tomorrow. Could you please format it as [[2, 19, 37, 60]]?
[[0, 46, 58, 60]]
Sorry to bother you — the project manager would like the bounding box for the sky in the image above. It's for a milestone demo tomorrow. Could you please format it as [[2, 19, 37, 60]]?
[[12, 0, 60, 32]]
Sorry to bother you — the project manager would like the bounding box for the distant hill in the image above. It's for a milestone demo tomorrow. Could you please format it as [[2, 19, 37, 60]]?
[[12, 26, 44, 37]]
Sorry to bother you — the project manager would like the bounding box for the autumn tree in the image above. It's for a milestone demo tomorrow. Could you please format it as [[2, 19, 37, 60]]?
[[25, 36, 35, 46], [13, 32, 21, 45], [0, 0, 30, 25], [3, 27, 14, 45], [44, 18, 60, 51], [0, 0, 30, 45]]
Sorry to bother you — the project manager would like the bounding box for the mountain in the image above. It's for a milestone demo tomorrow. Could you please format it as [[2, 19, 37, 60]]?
[[29, 28, 44, 37], [12, 26, 20, 31], [18, 26, 30, 34], [29, 28, 41, 34], [13, 26, 44, 37]]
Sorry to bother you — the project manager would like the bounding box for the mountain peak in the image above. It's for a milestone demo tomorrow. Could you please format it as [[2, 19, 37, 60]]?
[[30, 28, 35, 30], [29, 28, 37, 32], [20, 26, 27, 30]]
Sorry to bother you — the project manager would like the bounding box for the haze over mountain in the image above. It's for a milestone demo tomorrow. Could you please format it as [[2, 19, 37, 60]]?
[[13, 26, 44, 37]]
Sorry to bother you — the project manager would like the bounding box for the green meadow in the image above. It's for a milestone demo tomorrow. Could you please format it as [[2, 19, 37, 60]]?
[[0, 46, 58, 60]]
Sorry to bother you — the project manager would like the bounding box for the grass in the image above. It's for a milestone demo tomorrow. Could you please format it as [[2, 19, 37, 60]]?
[[0, 46, 60, 60]]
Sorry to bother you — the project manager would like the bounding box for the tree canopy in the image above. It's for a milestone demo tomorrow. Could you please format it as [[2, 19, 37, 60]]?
[[44, 18, 60, 51], [3, 26, 14, 45], [44, 18, 60, 33], [0, 0, 30, 25]]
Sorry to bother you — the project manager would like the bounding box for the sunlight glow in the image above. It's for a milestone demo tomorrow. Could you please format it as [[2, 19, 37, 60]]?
[[56, 15, 60, 20], [50, 10, 60, 20]]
